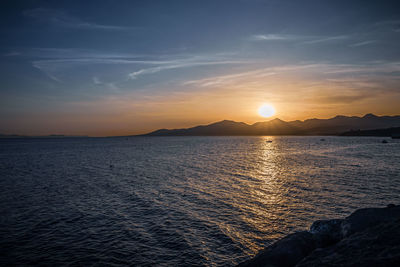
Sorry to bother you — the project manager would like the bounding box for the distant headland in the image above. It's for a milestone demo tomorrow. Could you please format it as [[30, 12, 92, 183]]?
[[140, 114, 400, 137]]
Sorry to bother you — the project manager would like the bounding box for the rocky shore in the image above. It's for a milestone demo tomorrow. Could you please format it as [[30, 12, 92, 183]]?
[[238, 204, 400, 267]]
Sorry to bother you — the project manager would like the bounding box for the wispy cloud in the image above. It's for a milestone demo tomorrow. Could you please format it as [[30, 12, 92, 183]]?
[[306, 93, 375, 104], [250, 34, 295, 41], [375, 19, 400, 26], [250, 33, 351, 45], [183, 64, 323, 87], [128, 59, 247, 79], [23, 8, 134, 31], [28, 49, 251, 85], [92, 76, 102, 85], [3, 51, 21, 57], [349, 40, 377, 47], [183, 69, 276, 87], [27, 48, 146, 59], [373, 20, 400, 33], [181, 61, 400, 105], [32, 62, 62, 82], [92, 76, 119, 90], [300, 35, 349, 45], [322, 62, 400, 74]]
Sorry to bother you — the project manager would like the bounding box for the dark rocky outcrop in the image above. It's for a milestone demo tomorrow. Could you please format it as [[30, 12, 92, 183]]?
[[340, 204, 400, 237], [310, 219, 343, 247], [238, 204, 400, 267], [297, 219, 400, 267], [239, 232, 315, 267]]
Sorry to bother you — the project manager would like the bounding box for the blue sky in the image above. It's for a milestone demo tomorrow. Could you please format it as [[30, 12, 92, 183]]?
[[1, 0, 400, 135]]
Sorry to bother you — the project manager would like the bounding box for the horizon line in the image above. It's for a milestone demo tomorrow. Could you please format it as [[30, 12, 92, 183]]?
[[2, 113, 399, 138]]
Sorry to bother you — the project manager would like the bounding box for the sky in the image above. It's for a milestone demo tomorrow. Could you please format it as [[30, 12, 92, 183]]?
[[1, 0, 400, 136]]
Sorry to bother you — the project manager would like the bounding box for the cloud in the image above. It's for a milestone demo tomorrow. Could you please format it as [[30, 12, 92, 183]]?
[[250, 34, 295, 41], [349, 40, 377, 47], [183, 69, 277, 87], [322, 62, 400, 74], [23, 8, 133, 31], [128, 59, 247, 79], [3, 52, 21, 57], [92, 76, 102, 85], [181, 61, 400, 106], [28, 49, 250, 86], [308, 93, 375, 104], [32, 62, 62, 82], [300, 35, 349, 45], [92, 76, 119, 90], [250, 33, 352, 46], [26, 48, 146, 59], [372, 20, 400, 33], [183, 64, 323, 87], [375, 19, 400, 26]]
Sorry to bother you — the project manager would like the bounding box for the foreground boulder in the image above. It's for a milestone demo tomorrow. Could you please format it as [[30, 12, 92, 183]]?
[[297, 219, 400, 266], [309, 219, 343, 247], [340, 204, 400, 237], [238, 204, 400, 267], [238, 231, 315, 267]]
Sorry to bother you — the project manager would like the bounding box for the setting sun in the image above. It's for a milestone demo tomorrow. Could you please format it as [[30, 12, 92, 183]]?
[[258, 104, 276, 118]]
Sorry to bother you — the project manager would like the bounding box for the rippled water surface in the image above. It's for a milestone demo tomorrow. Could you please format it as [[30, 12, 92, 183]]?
[[1, 136, 400, 266]]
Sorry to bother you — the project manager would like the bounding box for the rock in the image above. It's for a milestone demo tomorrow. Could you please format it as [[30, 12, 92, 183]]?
[[238, 205, 400, 267], [341, 205, 400, 237], [238, 231, 315, 267], [309, 219, 343, 247], [297, 219, 400, 267]]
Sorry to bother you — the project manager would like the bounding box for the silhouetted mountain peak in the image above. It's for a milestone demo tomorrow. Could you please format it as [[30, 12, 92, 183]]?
[[270, 118, 286, 123], [333, 115, 346, 119], [363, 113, 378, 119], [218, 120, 236, 124], [141, 114, 400, 136], [211, 120, 248, 126]]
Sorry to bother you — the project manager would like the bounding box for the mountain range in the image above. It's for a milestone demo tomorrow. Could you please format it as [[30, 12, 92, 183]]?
[[141, 114, 400, 136]]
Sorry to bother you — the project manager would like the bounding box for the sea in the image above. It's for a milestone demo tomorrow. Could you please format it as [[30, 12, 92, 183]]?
[[1, 136, 399, 266]]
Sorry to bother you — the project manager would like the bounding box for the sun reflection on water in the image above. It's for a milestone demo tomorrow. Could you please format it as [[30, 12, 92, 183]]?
[[220, 136, 292, 254]]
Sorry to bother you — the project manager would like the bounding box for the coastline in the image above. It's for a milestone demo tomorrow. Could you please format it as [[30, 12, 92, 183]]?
[[238, 204, 400, 267]]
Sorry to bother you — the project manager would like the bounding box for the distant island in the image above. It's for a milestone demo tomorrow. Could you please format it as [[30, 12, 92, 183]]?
[[141, 114, 400, 136]]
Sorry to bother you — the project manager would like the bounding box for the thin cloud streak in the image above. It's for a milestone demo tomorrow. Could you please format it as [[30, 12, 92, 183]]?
[[3, 52, 21, 57], [349, 40, 377, 47], [183, 64, 326, 87], [27, 48, 147, 59], [23, 8, 134, 31], [30, 52, 252, 83], [250, 34, 295, 41], [32, 62, 62, 82], [128, 60, 248, 79], [183, 69, 277, 87], [300, 35, 349, 45], [181, 62, 400, 104], [250, 33, 351, 45]]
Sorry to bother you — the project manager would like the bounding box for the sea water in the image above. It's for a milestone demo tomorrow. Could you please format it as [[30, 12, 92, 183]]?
[[1, 136, 399, 266]]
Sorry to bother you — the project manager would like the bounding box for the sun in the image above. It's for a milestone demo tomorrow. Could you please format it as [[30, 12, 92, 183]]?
[[258, 104, 276, 118]]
